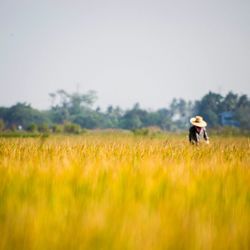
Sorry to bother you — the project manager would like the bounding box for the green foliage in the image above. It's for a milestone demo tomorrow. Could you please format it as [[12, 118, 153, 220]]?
[[0, 119, 5, 131], [196, 92, 223, 127], [49, 89, 97, 123], [235, 95, 250, 130], [132, 126, 164, 138], [38, 123, 50, 133], [51, 124, 63, 133], [195, 92, 250, 130], [26, 123, 38, 133], [0, 90, 249, 132], [132, 128, 149, 136], [120, 107, 149, 130], [220, 92, 238, 111], [1, 103, 49, 129], [72, 112, 106, 129], [63, 122, 82, 134]]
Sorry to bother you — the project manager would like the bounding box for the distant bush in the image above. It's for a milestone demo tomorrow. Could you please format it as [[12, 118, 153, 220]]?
[[63, 122, 82, 134], [51, 124, 63, 133], [38, 123, 50, 133], [132, 128, 149, 136], [0, 119, 5, 131], [210, 126, 250, 136], [26, 123, 38, 133], [132, 126, 164, 137]]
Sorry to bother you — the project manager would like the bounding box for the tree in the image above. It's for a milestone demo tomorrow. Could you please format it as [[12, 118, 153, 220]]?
[[63, 122, 81, 134], [235, 95, 250, 130], [49, 89, 98, 123], [120, 109, 145, 130], [219, 92, 238, 112], [26, 123, 38, 133], [104, 105, 123, 128], [169, 98, 194, 129], [3, 103, 48, 129], [155, 109, 172, 130], [236, 95, 248, 109], [195, 92, 223, 127]]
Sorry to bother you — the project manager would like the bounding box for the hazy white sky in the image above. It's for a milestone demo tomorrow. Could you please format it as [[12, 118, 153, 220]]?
[[1, 0, 250, 110]]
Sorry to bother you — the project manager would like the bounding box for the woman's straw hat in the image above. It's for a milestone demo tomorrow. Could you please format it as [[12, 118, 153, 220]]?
[[190, 116, 207, 127]]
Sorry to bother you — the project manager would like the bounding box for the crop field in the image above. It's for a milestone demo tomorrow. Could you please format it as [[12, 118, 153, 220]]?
[[0, 133, 250, 250]]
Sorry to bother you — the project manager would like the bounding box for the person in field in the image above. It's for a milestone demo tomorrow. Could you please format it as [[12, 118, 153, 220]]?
[[189, 116, 209, 145]]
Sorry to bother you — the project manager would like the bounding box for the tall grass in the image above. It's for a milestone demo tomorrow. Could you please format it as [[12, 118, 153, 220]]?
[[0, 134, 249, 250]]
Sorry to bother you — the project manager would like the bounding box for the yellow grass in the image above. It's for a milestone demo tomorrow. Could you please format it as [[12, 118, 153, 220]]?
[[0, 134, 250, 250]]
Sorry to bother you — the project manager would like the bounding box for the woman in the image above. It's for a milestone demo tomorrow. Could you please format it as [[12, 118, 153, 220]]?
[[189, 116, 209, 145]]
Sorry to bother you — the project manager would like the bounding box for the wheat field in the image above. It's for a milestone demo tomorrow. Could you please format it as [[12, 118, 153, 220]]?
[[0, 133, 249, 250]]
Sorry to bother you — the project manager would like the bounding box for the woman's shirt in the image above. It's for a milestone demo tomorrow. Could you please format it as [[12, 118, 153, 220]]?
[[189, 125, 209, 144]]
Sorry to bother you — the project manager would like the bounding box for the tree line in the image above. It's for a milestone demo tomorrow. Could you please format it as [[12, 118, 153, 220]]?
[[0, 90, 249, 133]]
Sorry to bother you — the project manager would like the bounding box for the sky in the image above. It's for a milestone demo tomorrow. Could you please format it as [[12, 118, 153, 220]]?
[[0, 0, 250, 110]]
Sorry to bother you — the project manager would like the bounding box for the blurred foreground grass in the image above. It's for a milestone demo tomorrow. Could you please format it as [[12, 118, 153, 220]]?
[[0, 134, 250, 250]]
